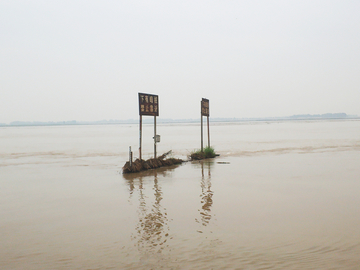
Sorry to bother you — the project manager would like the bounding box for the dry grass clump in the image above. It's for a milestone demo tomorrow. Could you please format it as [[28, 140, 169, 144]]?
[[122, 153, 183, 174]]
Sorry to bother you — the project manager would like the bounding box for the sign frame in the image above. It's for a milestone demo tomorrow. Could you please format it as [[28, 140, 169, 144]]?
[[200, 98, 210, 152], [138, 92, 159, 160], [201, 98, 209, 117], [138, 93, 159, 116]]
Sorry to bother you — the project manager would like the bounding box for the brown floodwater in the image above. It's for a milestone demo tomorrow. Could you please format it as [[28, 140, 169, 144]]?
[[1, 120, 360, 269]]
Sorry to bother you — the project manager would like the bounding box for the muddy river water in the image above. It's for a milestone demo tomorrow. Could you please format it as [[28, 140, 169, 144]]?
[[1, 120, 360, 269]]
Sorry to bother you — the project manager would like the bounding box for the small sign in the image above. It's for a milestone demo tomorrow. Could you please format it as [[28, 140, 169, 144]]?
[[138, 93, 159, 116], [201, 98, 209, 117], [153, 135, 160, 143]]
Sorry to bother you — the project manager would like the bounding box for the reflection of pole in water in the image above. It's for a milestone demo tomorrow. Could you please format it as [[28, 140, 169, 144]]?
[[130, 172, 170, 255], [197, 161, 213, 226], [128, 178, 135, 197]]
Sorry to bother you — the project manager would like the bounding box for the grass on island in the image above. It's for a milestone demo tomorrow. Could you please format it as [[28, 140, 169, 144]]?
[[190, 146, 216, 160], [122, 150, 184, 174]]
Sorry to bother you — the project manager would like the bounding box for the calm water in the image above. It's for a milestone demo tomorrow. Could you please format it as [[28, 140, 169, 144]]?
[[1, 120, 360, 269]]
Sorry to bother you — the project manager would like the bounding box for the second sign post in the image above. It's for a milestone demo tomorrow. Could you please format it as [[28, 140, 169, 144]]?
[[138, 92, 159, 160], [201, 98, 210, 152]]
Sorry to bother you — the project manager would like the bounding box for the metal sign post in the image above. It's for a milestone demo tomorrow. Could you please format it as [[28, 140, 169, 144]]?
[[207, 114, 210, 148], [154, 115, 157, 159], [201, 98, 210, 152], [139, 115, 142, 160], [138, 93, 159, 160], [201, 107, 203, 152]]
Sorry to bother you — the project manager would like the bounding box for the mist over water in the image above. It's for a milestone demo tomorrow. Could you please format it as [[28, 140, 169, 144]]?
[[1, 120, 360, 269]]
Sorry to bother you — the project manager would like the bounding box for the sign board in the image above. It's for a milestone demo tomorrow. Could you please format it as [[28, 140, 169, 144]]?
[[138, 93, 159, 116], [201, 98, 209, 117], [153, 135, 160, 143]]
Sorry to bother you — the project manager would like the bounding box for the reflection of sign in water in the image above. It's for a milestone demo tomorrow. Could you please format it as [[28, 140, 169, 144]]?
[[138, 93, 159, 116], [196, 161, 213, 227], [201, 98, 209, 117], [125, 172, 170, 256]]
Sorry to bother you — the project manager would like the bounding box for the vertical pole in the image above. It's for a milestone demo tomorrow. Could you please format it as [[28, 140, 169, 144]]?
[[129, 146, 132, 166], [139, 115, 142, 160], [201, 115, 203, 152], [207, 116, 210, 148], [154, 116, 157, 159]]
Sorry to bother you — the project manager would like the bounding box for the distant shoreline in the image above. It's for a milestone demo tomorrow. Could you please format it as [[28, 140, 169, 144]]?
[[1, 113, 358, 127]]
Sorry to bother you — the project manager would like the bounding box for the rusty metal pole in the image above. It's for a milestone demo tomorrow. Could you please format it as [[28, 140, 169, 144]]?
[[207, 116, 210, 148], [154, 115, 157, 159], [139, 115, 142, 160], [201, 115, 203, 152]]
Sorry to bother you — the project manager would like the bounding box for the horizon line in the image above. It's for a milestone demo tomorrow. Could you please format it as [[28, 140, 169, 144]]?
[[1, 113, 358, 127]]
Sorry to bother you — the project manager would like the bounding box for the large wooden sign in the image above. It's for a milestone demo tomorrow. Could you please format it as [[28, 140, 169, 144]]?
[[201, 98, 209, 117], [138, 93, 159, 116]]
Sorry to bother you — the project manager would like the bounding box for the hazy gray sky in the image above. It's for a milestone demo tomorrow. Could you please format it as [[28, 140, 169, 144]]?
[[1, 0, 359, 123]]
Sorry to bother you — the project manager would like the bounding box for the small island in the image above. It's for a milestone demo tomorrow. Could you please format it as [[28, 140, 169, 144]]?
[[122, 151, 184, 174], [189, 146, 217, 160], [122, 147, 218, 174]]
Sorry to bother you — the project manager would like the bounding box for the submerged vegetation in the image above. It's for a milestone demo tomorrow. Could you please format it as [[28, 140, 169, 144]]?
[[123, 147, 218, 173], [190, 146, 216, 160], [122, 151, 184, 174]]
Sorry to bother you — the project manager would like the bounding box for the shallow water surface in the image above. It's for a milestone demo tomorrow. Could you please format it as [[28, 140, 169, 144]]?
[[1, 120, 360, 269]]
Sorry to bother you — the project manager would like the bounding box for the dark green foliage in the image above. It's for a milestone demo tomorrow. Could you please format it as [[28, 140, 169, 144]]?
[[190, 146, 216, 160], [203, 146, 216, 158]]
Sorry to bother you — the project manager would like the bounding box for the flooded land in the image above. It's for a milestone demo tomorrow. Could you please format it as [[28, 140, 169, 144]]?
[[1, 120, 360, 269]]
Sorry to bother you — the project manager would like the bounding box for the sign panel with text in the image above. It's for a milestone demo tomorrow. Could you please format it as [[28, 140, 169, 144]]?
[[138, 93, 159, 116], [201, 98, 209, 117]]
